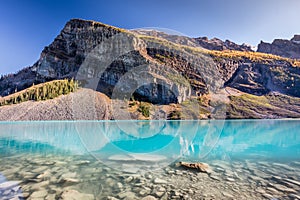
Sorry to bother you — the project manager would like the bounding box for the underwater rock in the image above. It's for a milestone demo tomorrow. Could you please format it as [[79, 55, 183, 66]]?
[[117, 191, 138, 199], [177, 161, 212, 174], [60, 189, 94, 200], [0, 181, 20, 191], [30, 190, 48, 198], [142, 195, 158, 200], [153, 178, 168, 184]]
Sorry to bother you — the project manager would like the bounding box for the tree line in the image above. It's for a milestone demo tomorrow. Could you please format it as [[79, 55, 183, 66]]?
[[0, 79, 79, 106]]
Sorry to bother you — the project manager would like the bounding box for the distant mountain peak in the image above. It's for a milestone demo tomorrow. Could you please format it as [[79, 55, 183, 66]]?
[[258, 35, 300, 59], [194, 37, 253, 52], [291, 35, 300, 44], [292, 34, 300, 41]]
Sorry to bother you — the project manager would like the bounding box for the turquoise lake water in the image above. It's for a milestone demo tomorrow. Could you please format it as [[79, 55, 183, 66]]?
[[1, 120, 299, 161], [0, 120, 299, 199]]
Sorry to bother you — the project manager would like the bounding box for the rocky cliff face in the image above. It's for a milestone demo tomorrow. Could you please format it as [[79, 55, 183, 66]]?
[[257, 35, 300, 59], [35, 19, 124, 79], [0, 19, 194, 104], [225, 61, 300, 97]]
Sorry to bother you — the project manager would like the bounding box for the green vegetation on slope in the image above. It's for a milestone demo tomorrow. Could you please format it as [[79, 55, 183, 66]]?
[[0, 79, 79, 106], [167, 110, 182, 120], [228, 93, 300, 119], [228, 94, 273, 119], [138, 102, 151, 118], [209, 50, 300, 67]]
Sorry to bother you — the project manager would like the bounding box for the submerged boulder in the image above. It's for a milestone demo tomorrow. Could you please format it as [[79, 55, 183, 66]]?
[[177, 161, 212, 174]]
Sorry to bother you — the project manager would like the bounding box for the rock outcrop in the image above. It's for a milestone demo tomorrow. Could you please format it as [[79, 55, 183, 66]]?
[[225, 61, 300, 97], [257, 35, 300, 59], [195, 37, 253, 51]]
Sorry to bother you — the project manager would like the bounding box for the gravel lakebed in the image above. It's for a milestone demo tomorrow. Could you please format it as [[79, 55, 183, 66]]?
[[0, 153, 299, 200]]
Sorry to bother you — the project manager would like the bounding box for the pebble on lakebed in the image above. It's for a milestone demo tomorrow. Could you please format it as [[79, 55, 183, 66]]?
[[0, 155, 300, 200]]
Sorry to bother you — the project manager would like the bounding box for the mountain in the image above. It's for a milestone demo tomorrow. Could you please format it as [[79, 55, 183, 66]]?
[[257, 35, 300, 59], [0, 19, 300, 120]]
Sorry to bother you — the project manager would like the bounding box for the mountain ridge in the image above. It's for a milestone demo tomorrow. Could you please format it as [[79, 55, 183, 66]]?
[[0, 19, 299, 120], [132, 28, 254, 51], [258, 34, 300, 59]]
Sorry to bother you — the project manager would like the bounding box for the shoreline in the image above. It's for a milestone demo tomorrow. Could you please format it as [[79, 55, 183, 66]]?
[[1, 118, 300, 123]]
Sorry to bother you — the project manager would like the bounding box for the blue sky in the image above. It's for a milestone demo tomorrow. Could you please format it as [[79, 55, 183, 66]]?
[[1, 0, 300, 75]]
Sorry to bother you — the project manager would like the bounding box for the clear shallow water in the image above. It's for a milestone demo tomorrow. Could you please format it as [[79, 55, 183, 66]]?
[[0, 120, 299, 199]]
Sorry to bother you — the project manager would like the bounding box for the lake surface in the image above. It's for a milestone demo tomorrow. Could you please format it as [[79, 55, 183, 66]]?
[[0, 120, 299, 199]]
